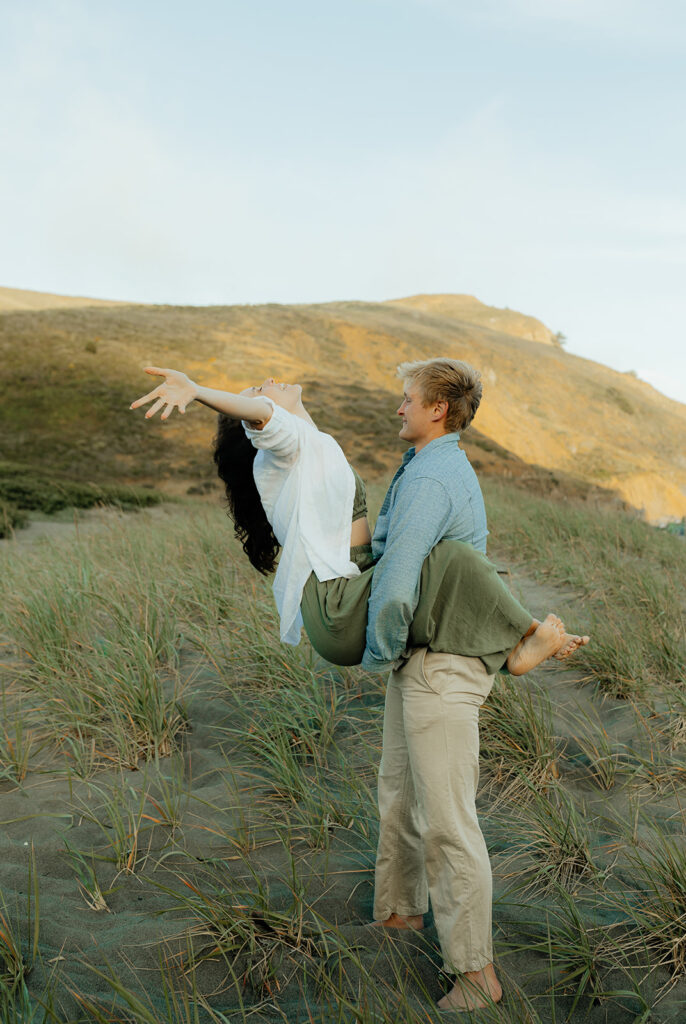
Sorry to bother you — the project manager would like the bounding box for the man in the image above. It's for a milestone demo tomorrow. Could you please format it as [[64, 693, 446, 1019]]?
[[361, 357, 502, 1012]]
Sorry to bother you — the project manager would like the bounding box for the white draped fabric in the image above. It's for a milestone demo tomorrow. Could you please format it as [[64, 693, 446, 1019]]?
[[243, 398, 361, 644]]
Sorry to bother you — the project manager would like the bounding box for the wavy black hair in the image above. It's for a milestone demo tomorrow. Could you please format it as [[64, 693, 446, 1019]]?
[[212, 415, 280, 575]]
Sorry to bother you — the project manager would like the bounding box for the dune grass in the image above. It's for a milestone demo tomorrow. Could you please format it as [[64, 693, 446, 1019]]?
[[479, 674, 561, 797], [0, 485, 684, 1021], [483, 479, 686, 701], [0, 846, 39, 1009], [1, 539, 187, 773]]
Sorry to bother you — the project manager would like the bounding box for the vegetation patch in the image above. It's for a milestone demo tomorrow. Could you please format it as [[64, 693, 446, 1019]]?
[[0, 498, 28, 538], [483, 479, 686, 701], [0, 481, 684, 1021], [606, 386, 635, 416], [0, 460, 166, 522]]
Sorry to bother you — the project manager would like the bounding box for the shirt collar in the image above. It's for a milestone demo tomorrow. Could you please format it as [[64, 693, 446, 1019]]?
[[402, 431, 461, 465]]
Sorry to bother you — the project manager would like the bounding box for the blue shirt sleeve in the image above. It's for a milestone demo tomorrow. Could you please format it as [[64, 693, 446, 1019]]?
[[361, 476, 454, 671]]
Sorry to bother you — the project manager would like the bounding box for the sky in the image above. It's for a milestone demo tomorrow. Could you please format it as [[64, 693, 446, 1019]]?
[[2, 0, 685, 403]]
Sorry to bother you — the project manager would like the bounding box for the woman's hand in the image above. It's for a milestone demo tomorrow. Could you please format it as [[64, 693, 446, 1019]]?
[[130, 366, 198, 420]]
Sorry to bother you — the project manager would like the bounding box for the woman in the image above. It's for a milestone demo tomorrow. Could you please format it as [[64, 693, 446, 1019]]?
[[131, 366, 588, 675]]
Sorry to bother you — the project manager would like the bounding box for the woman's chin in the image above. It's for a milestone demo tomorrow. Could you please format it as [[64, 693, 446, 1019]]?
[[273, 394, 302, 415]]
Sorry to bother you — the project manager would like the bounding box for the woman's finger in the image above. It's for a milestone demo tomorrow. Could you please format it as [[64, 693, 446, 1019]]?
[[145, 397, 166, 419], [131, 387, 162, 409], [144, 366, 170, 377], [161, 403, 175, 420]]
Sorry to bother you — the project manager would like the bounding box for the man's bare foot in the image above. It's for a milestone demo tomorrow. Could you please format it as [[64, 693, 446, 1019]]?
[[506, 614, 565, 675], [553, 632, 590, 660], [370, 912, 424, 930], [438, 963, 502, 1011]]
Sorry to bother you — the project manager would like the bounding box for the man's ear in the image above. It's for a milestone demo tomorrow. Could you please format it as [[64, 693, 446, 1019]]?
[[432, 400, 449, 422]]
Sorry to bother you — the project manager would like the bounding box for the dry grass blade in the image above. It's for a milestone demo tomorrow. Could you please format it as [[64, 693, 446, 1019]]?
[[501, 778, 599, 895], [0, 844, 39, 994], [69, 780, 152, 875], [565, 702, 635, 790], [609, 823, 686, 985], [0, 717, 40, 784], [61, 842, 110, 913], [627, 701, 686, 794], [480, 674, 561, 798], [148, 860, 324, 1000]]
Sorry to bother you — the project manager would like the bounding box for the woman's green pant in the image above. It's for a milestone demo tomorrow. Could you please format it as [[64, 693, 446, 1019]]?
[[300, 539, 533, 674]]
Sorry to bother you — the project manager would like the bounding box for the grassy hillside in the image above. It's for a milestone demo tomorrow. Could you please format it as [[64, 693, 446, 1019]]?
[[2, 290, 685, 522]]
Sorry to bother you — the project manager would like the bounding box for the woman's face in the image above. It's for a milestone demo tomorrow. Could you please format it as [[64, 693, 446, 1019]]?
[[240, 377, 303, 413]]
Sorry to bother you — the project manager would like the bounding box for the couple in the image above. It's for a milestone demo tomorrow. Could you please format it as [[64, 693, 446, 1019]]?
[[131, 357, 588, 1012]]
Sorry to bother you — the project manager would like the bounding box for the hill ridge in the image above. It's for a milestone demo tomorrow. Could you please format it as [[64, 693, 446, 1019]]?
[[1, 291, 684, 523], [385, 292, 558, 346], [0, 284, 128, 312]]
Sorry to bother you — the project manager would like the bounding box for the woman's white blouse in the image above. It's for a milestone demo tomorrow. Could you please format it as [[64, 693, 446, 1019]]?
[[243, 398, 361, 645]]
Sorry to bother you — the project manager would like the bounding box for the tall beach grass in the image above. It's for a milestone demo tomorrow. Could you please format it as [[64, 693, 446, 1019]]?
[[0, 485, 684, 1021]]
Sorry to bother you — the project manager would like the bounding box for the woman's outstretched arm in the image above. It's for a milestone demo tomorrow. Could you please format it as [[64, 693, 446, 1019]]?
[[130, 366, 273, 426]]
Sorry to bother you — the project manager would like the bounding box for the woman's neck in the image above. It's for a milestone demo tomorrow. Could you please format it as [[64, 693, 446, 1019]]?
[[292, 402, 316, 427]]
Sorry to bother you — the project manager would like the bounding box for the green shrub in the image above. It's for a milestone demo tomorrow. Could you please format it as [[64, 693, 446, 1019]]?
[[0, 462, 166, 517], [0, 499, 28, 538]]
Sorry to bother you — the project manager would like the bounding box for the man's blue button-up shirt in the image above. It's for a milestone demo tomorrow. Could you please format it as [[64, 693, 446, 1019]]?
[[361, 431, 489, 672]]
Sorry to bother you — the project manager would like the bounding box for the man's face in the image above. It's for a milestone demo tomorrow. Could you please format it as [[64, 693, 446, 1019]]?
[[397, 382, 440, 446]]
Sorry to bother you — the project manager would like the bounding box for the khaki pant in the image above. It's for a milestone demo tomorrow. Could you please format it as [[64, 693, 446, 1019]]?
[[373, 647, 495, 974]]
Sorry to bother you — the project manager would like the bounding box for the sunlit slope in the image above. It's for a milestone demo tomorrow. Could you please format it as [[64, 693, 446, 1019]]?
[[385, 293, 557, 346], [2, 294, 685, 521], [0, 285, 127, 312]]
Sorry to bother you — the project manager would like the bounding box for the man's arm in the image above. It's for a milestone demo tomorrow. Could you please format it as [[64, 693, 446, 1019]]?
[[361, 476, 453, 671]]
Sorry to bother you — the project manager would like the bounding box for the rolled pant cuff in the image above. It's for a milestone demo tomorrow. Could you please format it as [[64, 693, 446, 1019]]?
[[372, 906, 427, 920], [442, 954, 494, 975]]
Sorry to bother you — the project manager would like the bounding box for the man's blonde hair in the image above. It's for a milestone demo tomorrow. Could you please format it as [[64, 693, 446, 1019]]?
[[397, 357, 483, 432]]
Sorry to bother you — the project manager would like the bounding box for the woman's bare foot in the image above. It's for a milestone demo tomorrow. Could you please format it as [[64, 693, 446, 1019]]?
[[370, 912, 424, 930], [438, 963, 502, 1011], [553, 632, 590, 659], [506, 614, 565, 675]]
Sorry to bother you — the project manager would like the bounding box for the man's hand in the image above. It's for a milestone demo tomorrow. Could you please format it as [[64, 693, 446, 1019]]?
[[130, 366, 198, 420]]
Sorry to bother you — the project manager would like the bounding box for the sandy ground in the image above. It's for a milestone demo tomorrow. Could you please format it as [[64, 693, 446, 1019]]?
[[0, 512, 684, 1022], [1, 503, 176, 551]]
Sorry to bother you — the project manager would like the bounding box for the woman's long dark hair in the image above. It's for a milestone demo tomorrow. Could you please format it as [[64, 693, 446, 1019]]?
[[212, 415, 280, 575]]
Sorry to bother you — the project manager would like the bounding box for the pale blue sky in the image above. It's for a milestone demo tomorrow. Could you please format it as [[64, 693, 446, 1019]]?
[[2, 0, 685, 402]]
